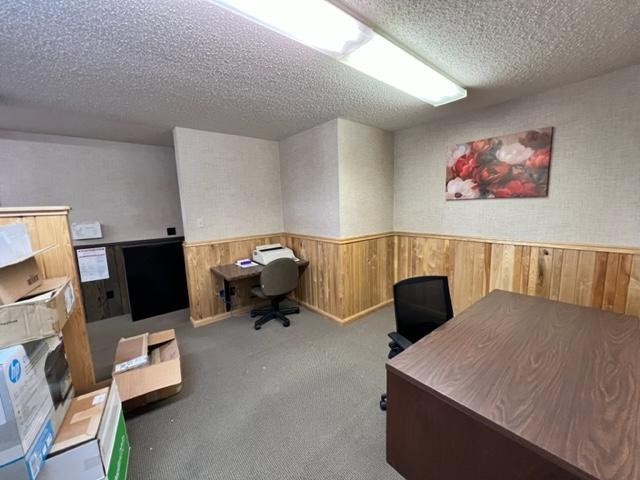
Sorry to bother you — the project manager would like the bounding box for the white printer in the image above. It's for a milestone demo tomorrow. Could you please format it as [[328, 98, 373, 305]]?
[[252, 243, 297, 265]]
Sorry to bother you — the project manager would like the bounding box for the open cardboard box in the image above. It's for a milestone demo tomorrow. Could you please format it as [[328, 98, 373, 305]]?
[[112, 329, 182, 409], [0, 276, 75, 349], [0, 245, 54, 305]]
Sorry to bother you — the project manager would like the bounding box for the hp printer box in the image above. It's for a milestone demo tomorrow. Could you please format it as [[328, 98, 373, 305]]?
[[0, 337, 73, 480]]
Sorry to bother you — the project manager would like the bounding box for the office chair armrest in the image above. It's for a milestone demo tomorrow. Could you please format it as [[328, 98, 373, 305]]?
[[387, 332, 413, 352]]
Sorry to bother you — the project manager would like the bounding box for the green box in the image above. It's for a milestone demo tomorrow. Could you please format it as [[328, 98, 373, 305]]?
[[106, 412, 130, 480]]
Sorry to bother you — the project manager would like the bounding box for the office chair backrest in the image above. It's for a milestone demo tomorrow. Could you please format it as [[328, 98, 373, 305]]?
[[260, 258, 299, 297], [393, 276, 453, 344]]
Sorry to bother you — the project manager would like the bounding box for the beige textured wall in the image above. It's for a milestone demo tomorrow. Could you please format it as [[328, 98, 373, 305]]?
[[173, 127, 283, 242], [0, 130, 183, 244], [394, 65, 640, 246], [279, 119, 341, 237], [338, 119, 393, 237]]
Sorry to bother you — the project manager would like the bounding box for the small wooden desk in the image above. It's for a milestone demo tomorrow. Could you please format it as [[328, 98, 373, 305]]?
[[386, 290, 640, 480], [211, 259, 309, 311]]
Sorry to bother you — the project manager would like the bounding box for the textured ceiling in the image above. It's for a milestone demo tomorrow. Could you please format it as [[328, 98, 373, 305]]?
[[0, 0, 639, 145]]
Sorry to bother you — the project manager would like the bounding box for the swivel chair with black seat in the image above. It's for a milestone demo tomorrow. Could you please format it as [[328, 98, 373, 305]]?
[[380, 276, 453, 410], [250, 258, 301, 330]]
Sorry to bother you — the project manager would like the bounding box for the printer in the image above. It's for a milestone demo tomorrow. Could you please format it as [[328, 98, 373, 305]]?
[[252, 243, 297, 265]]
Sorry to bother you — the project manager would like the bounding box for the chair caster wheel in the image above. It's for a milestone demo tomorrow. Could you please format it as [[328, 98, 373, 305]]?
[[254, 325, 261, 330], [250, 313, 257, 318], [380, 399, 387, 411], [283, 321, 290, 327]]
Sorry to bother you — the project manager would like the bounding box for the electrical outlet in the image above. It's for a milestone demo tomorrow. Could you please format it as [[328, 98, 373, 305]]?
[[196, 217, 205, 228]]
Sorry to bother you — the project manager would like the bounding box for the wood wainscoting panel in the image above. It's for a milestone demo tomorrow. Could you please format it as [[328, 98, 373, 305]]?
[[184, 231, 639, 328], [81, 245, 130, 322], [395, 235, 491, 313], [396, 233, 640, 318], [338, 234, 395, 321], [0, 208, 96, 393], [183, 234, 282, 326], [184, 232, 395, 326], [282, 233, 394, 322], [281, 234, 342, 319]]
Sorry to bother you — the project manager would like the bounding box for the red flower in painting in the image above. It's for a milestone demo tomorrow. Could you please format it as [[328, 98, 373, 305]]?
[[473, 161, 511, 185], [492, 179, 538, 198], [452, 153, 478, 180], [526, 148, 550, 169]]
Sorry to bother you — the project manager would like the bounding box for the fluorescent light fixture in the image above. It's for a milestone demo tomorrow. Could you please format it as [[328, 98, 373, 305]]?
[[212, 0, 467, 106]]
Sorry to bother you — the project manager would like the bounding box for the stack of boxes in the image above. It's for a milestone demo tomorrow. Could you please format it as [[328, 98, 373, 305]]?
[[0, 224, 130, 480]]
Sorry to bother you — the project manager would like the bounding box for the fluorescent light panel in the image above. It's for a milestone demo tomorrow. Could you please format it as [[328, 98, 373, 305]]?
[[213, 0, 467, 106]]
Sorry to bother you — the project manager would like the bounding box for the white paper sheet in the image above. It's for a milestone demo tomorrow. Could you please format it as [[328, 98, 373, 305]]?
[[71, 222, 103, 240], [77, 247, 109, 282], [0, 223, 32, 266]]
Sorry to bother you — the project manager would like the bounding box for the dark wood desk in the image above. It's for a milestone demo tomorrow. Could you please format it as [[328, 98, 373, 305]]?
[[386, 290, 640, 480], [211, 259, 309, 311]]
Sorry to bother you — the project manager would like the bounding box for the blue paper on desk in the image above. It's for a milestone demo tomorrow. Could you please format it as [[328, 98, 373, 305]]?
[[235, 258, 258, 268]]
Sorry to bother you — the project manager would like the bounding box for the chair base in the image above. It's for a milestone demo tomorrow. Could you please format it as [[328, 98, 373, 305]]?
[[250, 297, 300, 330]]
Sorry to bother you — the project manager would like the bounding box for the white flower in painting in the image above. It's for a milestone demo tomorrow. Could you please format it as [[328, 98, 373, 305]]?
[[446, 177, 480, 200], [496, 142, 533, 165], [447, 144, 469, 167]]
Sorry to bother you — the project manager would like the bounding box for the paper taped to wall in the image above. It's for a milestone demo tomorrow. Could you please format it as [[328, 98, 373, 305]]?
[[77, 247, 109, 282], [71, 222, 103, 240]]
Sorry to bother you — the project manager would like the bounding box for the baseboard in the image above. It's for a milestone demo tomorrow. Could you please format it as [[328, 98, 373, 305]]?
[[191, 298, 393, 327], [339, 299, 393, 325], [292, 298, 344, 323], [190, 304, 255, 328], [292, 297, 393, 325]]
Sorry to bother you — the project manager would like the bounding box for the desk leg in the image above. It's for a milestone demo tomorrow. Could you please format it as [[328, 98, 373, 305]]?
[[223, 279, 232, 312]]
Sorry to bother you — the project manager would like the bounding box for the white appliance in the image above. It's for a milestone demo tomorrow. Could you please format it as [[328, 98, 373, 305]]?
[[252, 243, 297, 265]]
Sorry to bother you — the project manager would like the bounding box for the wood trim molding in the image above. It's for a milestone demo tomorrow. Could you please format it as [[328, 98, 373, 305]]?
[[340, 299, 393, 324], [395, 231, 640, 255], [184, 232, 285, 248], [190, 305, 255, 328], [284, 231, 395, 245], [185, 230, 639, 253], [183, 231, 396, 248], [178, 231, 379, 248], [0, 206, 71, 217]]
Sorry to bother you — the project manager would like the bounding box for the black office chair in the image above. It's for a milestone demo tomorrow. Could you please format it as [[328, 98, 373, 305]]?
[[250, 258, 301, 330], [380, 276, 453, 410]]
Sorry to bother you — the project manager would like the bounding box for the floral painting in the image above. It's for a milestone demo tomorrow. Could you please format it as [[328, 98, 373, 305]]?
[[446, 127, 553, 200]]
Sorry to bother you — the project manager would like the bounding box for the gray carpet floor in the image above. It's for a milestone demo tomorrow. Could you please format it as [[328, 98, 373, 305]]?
[[87, 304, 403, 480]]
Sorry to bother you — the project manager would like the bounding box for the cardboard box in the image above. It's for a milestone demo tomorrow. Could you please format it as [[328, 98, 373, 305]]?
[[0, 245, 54, 306], [113, 329, 182, 408], [40, 383, 130, 480], [0, 337, 73, 480], [0, 224, 33, 266], [113, 333, 148, 374], [0, 277, 75, 349]]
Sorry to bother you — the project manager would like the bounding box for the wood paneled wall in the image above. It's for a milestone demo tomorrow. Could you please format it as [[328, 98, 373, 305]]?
[[184, 232, 394, 326], [183, 234, 282, 326], [80, 245, 130, 322], [395, 233, 640, 318], [184, 231, 640, 328], [282, 233, 394, 322], [0, 207, 96, 393]]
